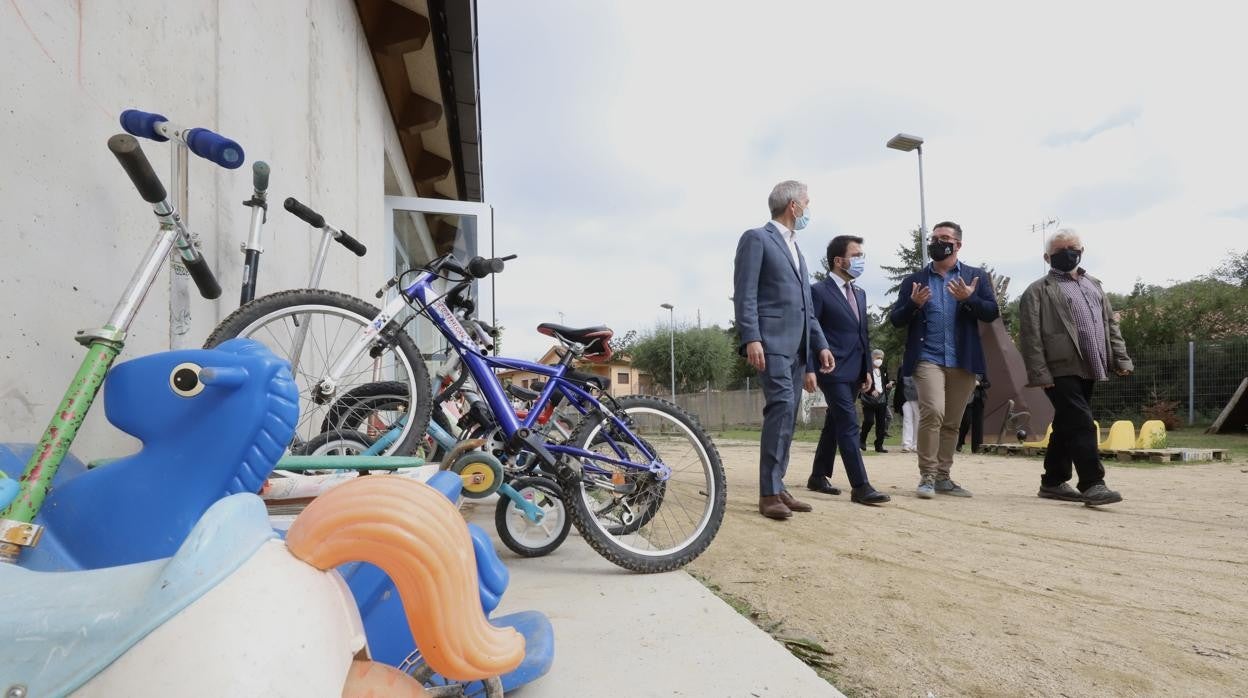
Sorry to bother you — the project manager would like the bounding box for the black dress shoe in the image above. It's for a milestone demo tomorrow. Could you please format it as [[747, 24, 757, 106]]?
[[851, 486, 891, 505], [806, 478, 842, 495], [875, 446, 889, 453]]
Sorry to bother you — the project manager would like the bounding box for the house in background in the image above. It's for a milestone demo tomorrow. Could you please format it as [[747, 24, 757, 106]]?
[[497, 346, 654, 398]]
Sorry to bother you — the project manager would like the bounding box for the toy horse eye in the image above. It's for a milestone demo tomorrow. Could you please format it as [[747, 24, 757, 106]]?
[[170, 363, 205, 397]]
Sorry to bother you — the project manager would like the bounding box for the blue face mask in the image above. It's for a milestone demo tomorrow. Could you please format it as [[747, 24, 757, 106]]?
[[793, 206, 810, 231], [846, 256, 866, 278]]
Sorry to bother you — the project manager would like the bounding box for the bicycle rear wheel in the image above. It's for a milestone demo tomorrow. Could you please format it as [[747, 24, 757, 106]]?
[[206, 289, 431, 456], [560, 395, 726, 573]]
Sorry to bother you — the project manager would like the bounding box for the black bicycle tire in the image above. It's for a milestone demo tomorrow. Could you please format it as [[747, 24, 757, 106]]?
[[319, 380, 410, 433], [560, 395, 726, 573], [494, 475, 571, 558], [205, 289, 432, 457]]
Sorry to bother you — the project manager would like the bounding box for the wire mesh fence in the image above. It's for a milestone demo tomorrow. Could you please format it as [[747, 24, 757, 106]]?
[[658, 338, 1248, 431], [1091, 338, 1248, 424]]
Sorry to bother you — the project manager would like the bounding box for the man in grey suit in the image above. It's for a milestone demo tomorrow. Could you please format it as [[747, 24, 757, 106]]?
[[734, 180, 836, 520]]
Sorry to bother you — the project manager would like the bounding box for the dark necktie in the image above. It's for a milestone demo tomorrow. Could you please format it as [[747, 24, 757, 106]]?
[[845, 281, 859, 319]]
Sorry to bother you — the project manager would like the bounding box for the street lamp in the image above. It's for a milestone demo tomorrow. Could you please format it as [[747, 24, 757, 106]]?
[[887, 132, 929, 268], [659, 303, 676, 399]]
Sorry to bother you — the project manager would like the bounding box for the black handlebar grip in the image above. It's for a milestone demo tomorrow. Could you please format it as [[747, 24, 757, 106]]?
[[283, 197, 325, 228], [335, 230, 367, 257], [108, 134, 167, 204], [466, 256, 505, 279], [252, 161, 270, 193], [184, 254, 222, 299]]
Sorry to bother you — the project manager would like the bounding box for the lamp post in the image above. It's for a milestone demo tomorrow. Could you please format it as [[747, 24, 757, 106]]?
[[887, 133, 929, 268], [659, 303, 675, 399]]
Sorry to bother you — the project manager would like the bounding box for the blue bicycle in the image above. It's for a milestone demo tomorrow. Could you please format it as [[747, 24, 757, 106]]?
[[208, 254, 727, 572]]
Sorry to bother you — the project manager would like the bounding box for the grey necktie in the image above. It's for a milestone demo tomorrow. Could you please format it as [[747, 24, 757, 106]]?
[[845, 282, 859, 319]]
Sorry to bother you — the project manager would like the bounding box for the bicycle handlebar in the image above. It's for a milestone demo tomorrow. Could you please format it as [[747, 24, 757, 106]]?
[[283, 197, 324, 228], [252, 161, 270, 193], [119, 109, 245, 169], [185, 254, 223, 299], [466, 254, 516, 279], [284, 197, 367, 256], [335, 230, 368, 257], [108, 134, 222, 299], [108, 134, 167, 204]]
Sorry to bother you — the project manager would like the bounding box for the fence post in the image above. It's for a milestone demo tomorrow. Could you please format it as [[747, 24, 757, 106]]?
[[1188, 341, 1195, 425], [705, 381, 712, 428]]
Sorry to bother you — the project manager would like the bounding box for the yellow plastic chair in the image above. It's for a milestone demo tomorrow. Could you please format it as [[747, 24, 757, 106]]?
[[1103, 420, 1137, 451], [1022, 423, 1053, 448], [1135, 420, 1167, 449]]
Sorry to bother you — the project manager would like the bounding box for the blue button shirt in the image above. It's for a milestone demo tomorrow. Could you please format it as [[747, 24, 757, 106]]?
[[919, 262, 962, 368]]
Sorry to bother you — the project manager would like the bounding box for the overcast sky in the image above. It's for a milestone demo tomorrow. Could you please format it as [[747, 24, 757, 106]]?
[[477, 0, 1248, 359]]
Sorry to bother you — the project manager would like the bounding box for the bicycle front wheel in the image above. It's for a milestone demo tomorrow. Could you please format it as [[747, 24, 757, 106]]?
[[206, 289, 432, 456], [561, 395, 726, 573]]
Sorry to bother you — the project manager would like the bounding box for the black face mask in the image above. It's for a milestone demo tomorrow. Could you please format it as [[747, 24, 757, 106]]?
[[928, 240, 955, 262], [1049, 248, 1082, 272]]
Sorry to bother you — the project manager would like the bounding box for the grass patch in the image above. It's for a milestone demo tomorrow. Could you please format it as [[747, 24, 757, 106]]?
[[689, 570, 859, 695]]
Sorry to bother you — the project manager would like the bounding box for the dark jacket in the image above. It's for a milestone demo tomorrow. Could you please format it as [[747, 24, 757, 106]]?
[[888, 262, 999, 378], [862, 364, 891, 406], [808, 276, 870, 383], [733, 222, 828, 365], [1017, 269, 1133, 386]]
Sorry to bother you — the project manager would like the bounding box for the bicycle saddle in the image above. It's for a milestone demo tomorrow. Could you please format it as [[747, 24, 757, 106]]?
[[536, 323, 613, 360], [0, 494, 275, 696]]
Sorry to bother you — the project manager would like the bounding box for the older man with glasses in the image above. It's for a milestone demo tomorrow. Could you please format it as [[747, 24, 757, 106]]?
[[1019, 229, 1133, 506]]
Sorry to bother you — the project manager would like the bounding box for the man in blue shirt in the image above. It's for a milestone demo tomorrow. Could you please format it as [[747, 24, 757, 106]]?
[[889, 222, 999, 499]]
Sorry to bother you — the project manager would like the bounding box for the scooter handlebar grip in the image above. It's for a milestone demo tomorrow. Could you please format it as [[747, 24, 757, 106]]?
[[119, 109, 170, 142], [335, 230, 368, 257], [184, 254, 222, 299], [284, 197, 325, 228], [184, 128, 245, 169], [252, 161, 270, 193], [108, 134, 167, 204]]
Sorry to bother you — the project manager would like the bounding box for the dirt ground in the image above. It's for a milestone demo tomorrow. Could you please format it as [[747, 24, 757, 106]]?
[[689, 440, 1248, 698]]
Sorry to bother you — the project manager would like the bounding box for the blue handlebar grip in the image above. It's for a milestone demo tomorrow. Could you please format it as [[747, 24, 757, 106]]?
[[119, 109, 170, 142], [185, 128, 245, 169]]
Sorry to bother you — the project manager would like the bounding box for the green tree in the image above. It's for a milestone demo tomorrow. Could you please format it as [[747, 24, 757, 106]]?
[[630, 324, 737, 393], [877, 228, 924, 295], [1116, 278, 1248, 348], [1207, 249, 1248, 288]]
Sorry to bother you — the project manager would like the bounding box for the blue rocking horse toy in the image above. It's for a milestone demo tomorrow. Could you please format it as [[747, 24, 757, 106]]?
[[0, 339, 529, 695]]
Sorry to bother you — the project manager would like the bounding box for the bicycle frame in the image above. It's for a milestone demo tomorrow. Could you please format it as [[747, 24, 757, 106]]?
[[319, 267, 670, 481]]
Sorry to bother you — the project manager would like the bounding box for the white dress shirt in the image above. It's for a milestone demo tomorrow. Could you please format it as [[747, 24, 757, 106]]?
[[769, 219, 800, 269]]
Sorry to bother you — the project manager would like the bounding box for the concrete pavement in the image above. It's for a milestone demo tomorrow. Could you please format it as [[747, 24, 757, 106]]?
[[465, 501, 845, 698]]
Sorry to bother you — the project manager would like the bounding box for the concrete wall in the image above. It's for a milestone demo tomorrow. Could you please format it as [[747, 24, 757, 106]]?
[[0, 0, 415, 454]]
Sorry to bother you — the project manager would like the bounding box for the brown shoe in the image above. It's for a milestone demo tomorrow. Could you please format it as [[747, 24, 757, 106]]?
[[778, 490, 812, 512], [759, 495, 792, 520]]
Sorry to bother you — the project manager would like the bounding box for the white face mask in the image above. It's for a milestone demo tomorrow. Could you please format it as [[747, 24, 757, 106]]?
[[873, 359, 883, 367]]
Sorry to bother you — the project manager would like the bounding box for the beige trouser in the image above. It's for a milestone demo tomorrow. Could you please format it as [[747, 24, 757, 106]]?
[[914, 360, 977, 479]]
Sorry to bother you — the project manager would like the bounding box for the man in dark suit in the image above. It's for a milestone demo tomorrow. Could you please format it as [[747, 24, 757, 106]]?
[[734, 180, 836, 520], [805, 235, 891, 505], [889, 221, 999, 499]]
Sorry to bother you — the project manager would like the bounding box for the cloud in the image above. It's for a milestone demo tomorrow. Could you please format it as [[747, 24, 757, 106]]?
[[1217, 203, 1248, 219], [1049, 175, 1176, 223], [1043, 106, 1143, 147]]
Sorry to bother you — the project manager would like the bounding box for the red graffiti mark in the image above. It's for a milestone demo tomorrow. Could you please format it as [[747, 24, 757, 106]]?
[[8, 0, 56, 64], [61, 410, 72, 421]]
